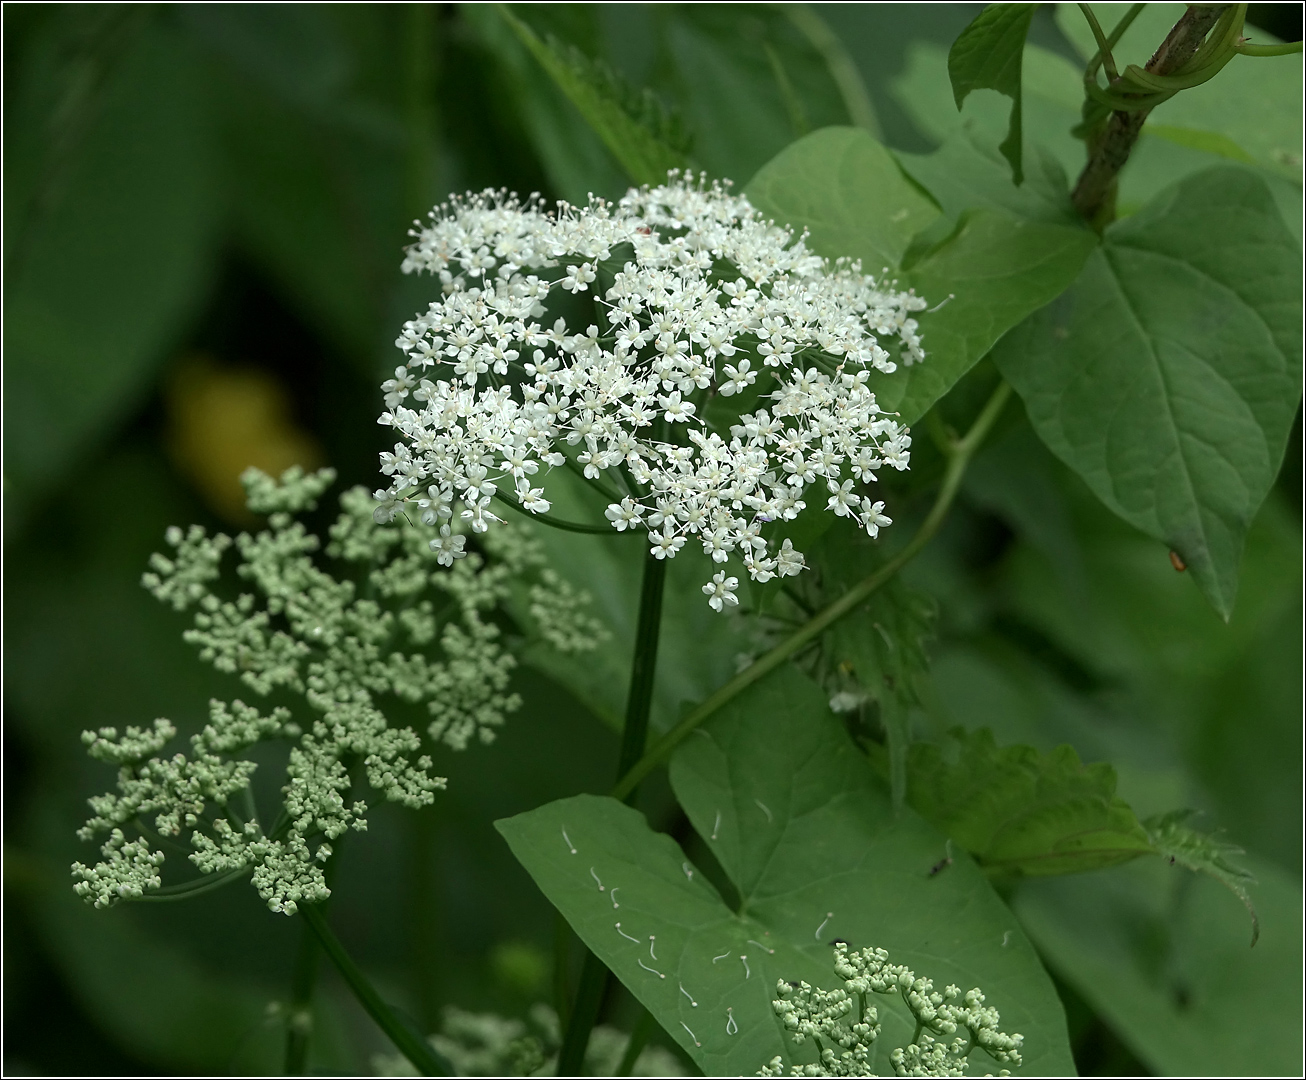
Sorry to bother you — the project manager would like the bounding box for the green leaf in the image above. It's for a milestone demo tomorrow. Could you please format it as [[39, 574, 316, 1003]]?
[[1143, 809, 1260, 945], [881, 210, 1096, 423], [745, 126, 942, 275], [499, 668, 1076, 1075], [1013, 854, 1303, 1076], [897, 128, 1081, 227], [745, 127, 1097, 425], [496, 5, 688, 188], [907, 728, 1154, 877], [3, 21, 219, 511], [810, 521, 938, 812], [947, 4, 1038, 184], [992, 166, 1303, 619]]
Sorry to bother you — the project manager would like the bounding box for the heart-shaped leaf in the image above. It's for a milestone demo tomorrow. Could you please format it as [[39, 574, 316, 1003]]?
[[498, 668, 1076, 1075]]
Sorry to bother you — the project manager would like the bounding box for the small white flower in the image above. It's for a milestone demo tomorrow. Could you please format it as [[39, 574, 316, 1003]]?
[[429, 525, 467, 565], [825, 479, 862, 518], [702, 570, 739, 612], [604, 497, 645, 532]]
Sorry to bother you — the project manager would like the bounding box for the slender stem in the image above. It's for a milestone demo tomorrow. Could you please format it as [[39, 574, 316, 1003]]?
[[553, 911, 573, 1031], [783, 4, 881, 138], [615, 1007, 658, 1076], [558, 545, 668, 1074], [1236, 40, 1304, 56], [284, 917, 320, 1074], [617, 548, 669, 789], [611, 381, 1012, 802], [556, 950, 609, 1075], [300, 903, 451, 1076], [1078, 3, 1119, 80], [492, 488, 623, 535]]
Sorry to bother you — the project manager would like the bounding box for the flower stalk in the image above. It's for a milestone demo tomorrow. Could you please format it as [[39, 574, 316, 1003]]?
[[558, 545, 669, 1073], [300, 903, 451, 1076], [612, 380, 1013, 802]]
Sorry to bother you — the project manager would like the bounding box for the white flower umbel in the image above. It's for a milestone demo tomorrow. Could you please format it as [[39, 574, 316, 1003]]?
[[74, 467, 607, 916], [378, 173, 927, 609]]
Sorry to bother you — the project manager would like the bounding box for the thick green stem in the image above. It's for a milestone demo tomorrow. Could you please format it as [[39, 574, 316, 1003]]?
[[615, 1007, 657, 1076], [611, 381, 1013, 802], [1072, 4, 1233, 228], [283, 918, 320, 1074], [556, 950, 609, 1075], [617, 549, 669, 788], [300, 903, 451, 1076], [558, 546, 667, 1074]]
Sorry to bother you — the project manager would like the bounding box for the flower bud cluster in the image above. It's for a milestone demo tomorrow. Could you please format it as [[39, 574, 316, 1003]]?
[[759, 943, 1022, 1077], [378, 173, 927, 607], [74, 467, 605, 915]]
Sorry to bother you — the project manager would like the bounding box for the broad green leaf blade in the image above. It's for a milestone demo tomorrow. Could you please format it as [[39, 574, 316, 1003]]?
[[907, 728, 1154, 876], [669, 667, 1077, 1076], [992, 166, 1303, 618], [497, 5, 688, 188], [1013, 855, 1303, 1076], [745, 127, 942, 274], [897, 130, 1081, 226], [947, 4, 1037, 184], [883, 211, 1096, 423], [744, 127, 1096, 425], [497, 793, 797, 1076], [500, 669, 1076, 1075], [812, 521, 938, 812], [1143, 809, 1260, 945]]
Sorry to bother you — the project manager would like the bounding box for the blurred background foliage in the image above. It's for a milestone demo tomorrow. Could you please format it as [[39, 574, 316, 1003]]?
[[3, 4, 1300, 1076]]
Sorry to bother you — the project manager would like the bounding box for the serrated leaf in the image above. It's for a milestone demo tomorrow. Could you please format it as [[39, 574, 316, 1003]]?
[[992, 166, 1303, 619], [907, 728, 1154, 877], [947, 4, 1037, 184], [744, 127, 1097, 425], [499, 668, 1077, 1075], [1144, 809, 1260, 945], [498, 5, 688, 188]]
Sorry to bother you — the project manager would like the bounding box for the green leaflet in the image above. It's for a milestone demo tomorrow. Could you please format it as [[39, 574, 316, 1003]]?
[[498, 668, 1076, 1076], [1143, 809, 1260, 945], [496, 6, 688, 189], [745, 127, 1097, 425], [906, 728, 1154, 877], [1013, 855, 1303, 1077], [946, 4, 1037, 184], [992, 166, 1303, 619], [745, 126, 941, 275]]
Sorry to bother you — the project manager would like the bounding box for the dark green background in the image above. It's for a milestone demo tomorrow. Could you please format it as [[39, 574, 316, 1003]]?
[[4, 5, 1300, 1075]]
